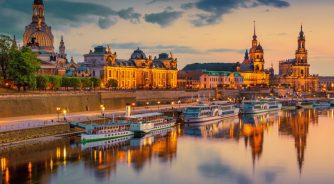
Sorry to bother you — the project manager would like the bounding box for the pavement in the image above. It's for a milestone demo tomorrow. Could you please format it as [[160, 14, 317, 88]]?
[[0, 103, 190, 132]]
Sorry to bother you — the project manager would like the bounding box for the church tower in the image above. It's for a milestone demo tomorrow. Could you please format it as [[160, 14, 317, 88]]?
[[59, 35, 66, 59], [293, 25, 310, 77], [32, 0, 45, 27], [249, 21, 265, 73]]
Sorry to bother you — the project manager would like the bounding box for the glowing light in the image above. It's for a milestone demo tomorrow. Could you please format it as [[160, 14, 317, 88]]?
[[1, 158, 7, 171], [5, 167, 10, 184], [50, 159, 53, 171], [98, 151, 102, 164], [127, 150, 132, 166], [56, 147, 61, 159]]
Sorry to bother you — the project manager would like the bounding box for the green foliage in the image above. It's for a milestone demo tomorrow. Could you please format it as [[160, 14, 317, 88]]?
[[48, 75, 62, 90], [0, 35, 13, 82], [106, 79, 118, 89], [8, 47, 40, 91], [36, 75, 49, 90], [69, 77, 81, 90], [80, 77, 91, 89], [90, 77, 100, 88], [61, 77, 71, 89]]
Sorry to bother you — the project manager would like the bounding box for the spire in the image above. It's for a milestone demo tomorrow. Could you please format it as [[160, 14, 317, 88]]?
[[11, 35, 18, 49], [61, 35, 64, 42], [299, 24, 304, 39], [244, 49, 249, 60], [253, 20, 257, 40], [34, 0, 44, 5]]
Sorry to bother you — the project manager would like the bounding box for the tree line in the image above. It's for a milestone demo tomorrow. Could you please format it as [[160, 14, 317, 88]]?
[[36, 75, 101, 90]]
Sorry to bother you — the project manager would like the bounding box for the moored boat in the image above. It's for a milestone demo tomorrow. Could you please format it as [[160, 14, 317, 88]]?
[[331, 100, 334, 106], [182, 102, 239, 123], [313, 100, 331, 108], [281, 100, 298, 110], [240, 100, 282, 114], [296, 100, 313, 109]]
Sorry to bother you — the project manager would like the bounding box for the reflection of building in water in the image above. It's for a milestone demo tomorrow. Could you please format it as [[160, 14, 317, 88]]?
[[278, 109, 318, 173], [241, 112, 278, 165]]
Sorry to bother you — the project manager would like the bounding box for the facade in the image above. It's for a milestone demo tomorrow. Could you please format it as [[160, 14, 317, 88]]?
[[181, 23, 269, 88], [103, 47, 178, 89], [83, 46, 115, 78], [319, 76, 334, 92], [177, 70, 243, 89], [23, 0, 68, 75], [278, 26, 319, 93]]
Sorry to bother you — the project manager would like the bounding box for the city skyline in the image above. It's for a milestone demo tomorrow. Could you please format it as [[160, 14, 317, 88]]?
[[1, 0, 334, 75]]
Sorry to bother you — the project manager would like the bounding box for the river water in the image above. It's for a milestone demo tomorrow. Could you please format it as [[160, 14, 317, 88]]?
[[1, 108, 334, 184]]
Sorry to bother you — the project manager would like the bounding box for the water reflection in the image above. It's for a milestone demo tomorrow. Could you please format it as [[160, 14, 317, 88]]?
[[1, 108, 334, 184]]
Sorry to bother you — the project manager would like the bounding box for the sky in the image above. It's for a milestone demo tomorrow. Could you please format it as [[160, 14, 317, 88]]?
[[0, 0, 334, 75]]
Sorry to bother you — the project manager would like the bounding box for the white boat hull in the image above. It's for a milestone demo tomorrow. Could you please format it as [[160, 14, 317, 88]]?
[[184, 109, 239, 124], [130, 121, 176, 134], [81, 131, 134, 143], [81, 135, 133, 150]]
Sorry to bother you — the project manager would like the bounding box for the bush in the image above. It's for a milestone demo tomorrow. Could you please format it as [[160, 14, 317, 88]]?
[[69, 77, 81, 90], [48, 75, 62, 90], [61, 77, 71, 90], [80, 77, 91, 89], [90, 77, 100, 89], [36, 75, 49, 90]]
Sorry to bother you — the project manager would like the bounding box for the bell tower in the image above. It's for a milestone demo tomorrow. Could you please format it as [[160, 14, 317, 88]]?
[[295, 25, 308, 65], [32, 0, 45, 26]]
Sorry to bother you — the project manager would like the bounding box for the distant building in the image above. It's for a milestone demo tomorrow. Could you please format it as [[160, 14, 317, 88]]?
[[177, 70, 243, 89], [319, 76, 334, 92], [278, 25, 319, 93], [23, 0, 68, 75], [181, 22, 269, 88], [102, 47, 178, 89]]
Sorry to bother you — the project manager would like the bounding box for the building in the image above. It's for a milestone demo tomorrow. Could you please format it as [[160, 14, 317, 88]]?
[[319, 76, 334, 92], [102, 47, 178, 89], [177, 70, 243, 89], [181, 22, 269, 88], [23, 0, 68, 75], [278, 25, 319, 93]]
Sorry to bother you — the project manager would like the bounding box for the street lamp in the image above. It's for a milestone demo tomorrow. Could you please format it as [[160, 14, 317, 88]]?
[[100, 105, 105, 117], [63, 109, 67, 121], [157, 101, 161, 110], [178, 100, 181, 108], [56, 107, 61, 122], [146, 102, 150, 109]]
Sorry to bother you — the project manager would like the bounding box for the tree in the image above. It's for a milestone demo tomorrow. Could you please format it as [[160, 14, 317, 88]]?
[[90, 77, 100, 89], [69, 77, 81, 90], [80, 77, 91, 89], [0, 35, 13, 83], [36, 75, 49, 90], [106, 79, 118, 89], [49, 75, 62, 90], [61, 77, 71, 90], [8, 47, 40, 91]]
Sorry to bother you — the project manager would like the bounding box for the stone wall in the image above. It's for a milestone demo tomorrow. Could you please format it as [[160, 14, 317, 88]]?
[[0, 89, 219, 118], [0, 124, 70, 144]]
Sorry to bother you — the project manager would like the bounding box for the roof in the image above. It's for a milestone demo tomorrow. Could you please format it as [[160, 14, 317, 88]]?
[[280, 59, 296, 64], [240, 64, 253, 72], [182, 63, 237, 72], [203, 71, 242, 77], [128, 112, 163, 119], [34, 0, 43, 5], [115, 59, 136, 67]]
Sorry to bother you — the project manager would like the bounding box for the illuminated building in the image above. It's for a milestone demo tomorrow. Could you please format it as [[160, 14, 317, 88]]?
[[180, 22, 269, 88], [23, 0, 68, 75], [102, 47, 178, 89], [278, 25, 319, 93]]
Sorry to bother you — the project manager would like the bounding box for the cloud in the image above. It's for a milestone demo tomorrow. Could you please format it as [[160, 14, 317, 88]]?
[[147, 0, 172, 5], [0, 0, 142, 35], [182, 0, 290, 27], [207, 48, 245, 54], [94, 42, 203, 55], [144, 10, 183, 27]]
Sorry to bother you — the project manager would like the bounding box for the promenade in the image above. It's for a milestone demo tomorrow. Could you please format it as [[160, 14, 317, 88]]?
[[0, 103, 189, 133]]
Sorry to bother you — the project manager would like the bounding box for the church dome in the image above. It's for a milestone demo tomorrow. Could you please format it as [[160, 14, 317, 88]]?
[[131, 48, 147, 59], [256, 44, 263, 51], [29, 30, 53, 48]]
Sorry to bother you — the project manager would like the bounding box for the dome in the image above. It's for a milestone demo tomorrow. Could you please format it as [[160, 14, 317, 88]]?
[[158, 53, 169, 59], [131, 48, 147, 60], [29, 30, 53, 48], [256, 44, 263, 51]]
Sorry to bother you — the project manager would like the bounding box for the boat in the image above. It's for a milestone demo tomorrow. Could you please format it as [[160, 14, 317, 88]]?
[[182, 102, 239, 123], [330, 100, 334, 107], [81, 123, 133, 143], [240, 100, 282, 114], [313, 101, 331, 108], [296, 100, 313, 109], [117, 112, 176, 134], [281, 100, 298, 110], [81, 135, 133, 150]]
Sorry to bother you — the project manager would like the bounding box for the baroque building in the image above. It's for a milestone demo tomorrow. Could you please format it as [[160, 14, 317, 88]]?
[[180, 22, 269, 88], [23, 0, 68, 75], [98, 46, 177, 89], [278, 26, 319, 93]]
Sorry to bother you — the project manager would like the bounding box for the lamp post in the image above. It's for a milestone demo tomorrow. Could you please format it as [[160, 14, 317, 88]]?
[[157, 101, 161, 110], [146, 102, 149, 109], [171, 101, 175, 110], [100, 105, 105, 117], [131, 103, 136, 112], [178, 100, 181, 108], [63, 109, 67, 122], [56, 107, 61, 122]]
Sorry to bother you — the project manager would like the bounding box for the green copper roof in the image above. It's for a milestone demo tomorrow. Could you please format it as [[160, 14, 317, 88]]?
[[203, 71, 241, 77]]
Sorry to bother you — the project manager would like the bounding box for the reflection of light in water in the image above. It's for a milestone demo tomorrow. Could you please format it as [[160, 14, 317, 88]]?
[[56, 147, 61, 159], [94, 150, 97, 162], [63, 147, 67, 165], [1, 157, 6, 172], [98, 151, 102, 165], [50, 159, 53, 171], [127, 150, 131, 166], [5, 167, 10, 184], [28, 162, 32, 180]]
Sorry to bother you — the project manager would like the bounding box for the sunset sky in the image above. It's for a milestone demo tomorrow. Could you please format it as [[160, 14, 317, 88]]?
[[1, 0, 333, 75]]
